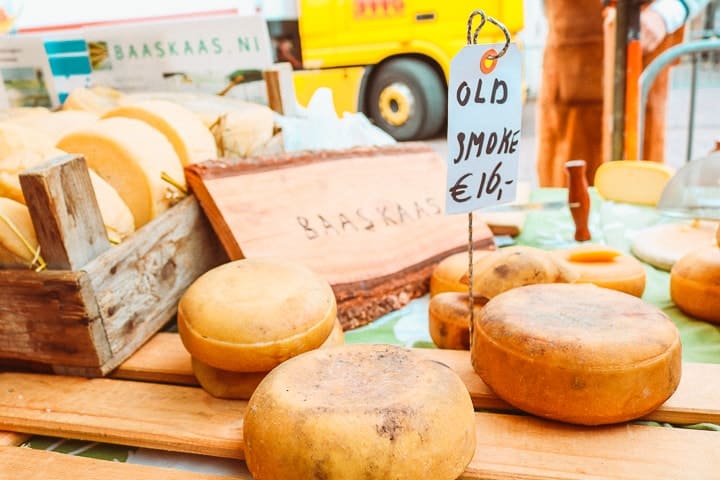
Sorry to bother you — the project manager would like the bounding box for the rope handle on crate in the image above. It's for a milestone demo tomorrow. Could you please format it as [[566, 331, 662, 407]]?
[[0, 212, 46, 272]]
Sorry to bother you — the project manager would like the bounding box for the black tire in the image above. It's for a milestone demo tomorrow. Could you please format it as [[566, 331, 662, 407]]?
[[367, 58, 446, 141]]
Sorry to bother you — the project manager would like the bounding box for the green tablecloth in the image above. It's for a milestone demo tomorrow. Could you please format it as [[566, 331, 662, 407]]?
[[346, 188, 720, 364]]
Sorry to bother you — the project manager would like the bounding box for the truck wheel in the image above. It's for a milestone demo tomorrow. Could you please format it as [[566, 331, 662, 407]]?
[[367, 58, 446, 141]]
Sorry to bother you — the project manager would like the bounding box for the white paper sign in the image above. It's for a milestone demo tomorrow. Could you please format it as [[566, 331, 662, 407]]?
[[0, 35, 59, 109], [445, 42, 522, 214]]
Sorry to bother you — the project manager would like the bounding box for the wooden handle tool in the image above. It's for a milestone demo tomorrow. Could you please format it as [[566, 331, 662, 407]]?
[[566, 160, 591, 242]]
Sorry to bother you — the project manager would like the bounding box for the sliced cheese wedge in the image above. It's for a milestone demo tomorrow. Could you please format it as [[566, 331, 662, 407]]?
[[0, 197, 40, 269], [594, 160, 674, 206], [0, 147, 135, 239], [57, 117, 185, 228], [103, 100, 217, 166]]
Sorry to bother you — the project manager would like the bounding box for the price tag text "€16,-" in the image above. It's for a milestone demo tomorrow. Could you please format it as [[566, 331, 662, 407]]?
[[445, 42, 522, 215]]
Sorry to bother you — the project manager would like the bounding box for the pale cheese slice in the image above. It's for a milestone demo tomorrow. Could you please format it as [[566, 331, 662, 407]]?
[[57, 117, 185, 228], [103, 100, 217, 166], [0, 147, 135, 240], [0, 197, 40, 269], [9, 110, 99, 142], [0, 107, 51, 122], [594, 160, 674, 206], [0, 123, 55, 160]]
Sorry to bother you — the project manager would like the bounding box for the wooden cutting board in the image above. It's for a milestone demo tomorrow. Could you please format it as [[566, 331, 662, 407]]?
[[185, 144, 495, 329], [1, 371, 719, 479], [114, 333, 720, 426]]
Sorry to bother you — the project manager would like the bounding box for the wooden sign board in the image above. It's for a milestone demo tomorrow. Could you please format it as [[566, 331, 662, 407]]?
[[185, 144, 495, 329]]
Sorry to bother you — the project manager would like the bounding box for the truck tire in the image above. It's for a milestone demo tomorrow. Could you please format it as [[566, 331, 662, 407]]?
[[367, 58, 446, 141]]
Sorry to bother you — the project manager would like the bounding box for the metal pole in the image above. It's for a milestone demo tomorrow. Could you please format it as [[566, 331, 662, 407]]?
[[611, 0, 630, 161], [687, 53, 698, 162]]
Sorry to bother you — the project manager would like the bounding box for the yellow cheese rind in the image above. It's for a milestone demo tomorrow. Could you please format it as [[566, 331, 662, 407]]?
[[0, 197, 39, 268], [0, 123, 55, 160], [178, 258, 337, 372], [103, 100, 217, 166], [244, 344, 476, 480], [471, 283, 681, 425], [594, 160, 674, 206], [555, 246, 646, 297], [57, 117, 185, 228], [428, 292, 486, 350], [430, 250, 491, 297], [191, 319, 344, 399]]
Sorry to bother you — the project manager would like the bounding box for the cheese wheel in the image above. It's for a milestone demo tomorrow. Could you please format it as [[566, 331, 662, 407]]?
[[631, 221, 719, 271], [191, 318, 345, 399], [428, 292, 486, 350], [62, 86, 123, 115], [470, 245, 578, 299], [10, 110, 99, 142], [471, 283, 681, 425], [554, 245, 646, 297], [119, 92, 275, 157], [430, 250, 491, 296], [178, 258, 337, 372], [0, 107, 51, 122], [244, 344, 476, 480], [0, 147, 134, 239], [103, 100, 217, 166], [0, 197, 39, 269], [670, 246, 720, 323], [0, 123, 55, 160], [57, 117, 185, 228], [594, 160, 674, 205]]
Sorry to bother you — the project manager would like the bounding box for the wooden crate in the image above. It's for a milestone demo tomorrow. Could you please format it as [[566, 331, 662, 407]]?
[[0, 155, 227, 377]]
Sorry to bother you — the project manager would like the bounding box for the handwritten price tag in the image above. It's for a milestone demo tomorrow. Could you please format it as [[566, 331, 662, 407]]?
[[445, 42, 522, 214]]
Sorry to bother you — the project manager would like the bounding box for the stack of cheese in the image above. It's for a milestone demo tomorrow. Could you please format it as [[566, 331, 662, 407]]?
[[177, 257, 343, 399]]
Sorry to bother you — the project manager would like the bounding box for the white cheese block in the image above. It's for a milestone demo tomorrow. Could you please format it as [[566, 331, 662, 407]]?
[[594, 160, 674, 206], [0, 197, 40, 269], [631, 221, 719, 271], [57, 117, 185, 228], [62, 86, 124, 115], [103, 100, 217, 166]]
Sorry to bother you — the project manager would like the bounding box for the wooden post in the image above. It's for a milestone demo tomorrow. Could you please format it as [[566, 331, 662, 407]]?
[[19, 154, 110, 270], [263, 62, 298, 116]]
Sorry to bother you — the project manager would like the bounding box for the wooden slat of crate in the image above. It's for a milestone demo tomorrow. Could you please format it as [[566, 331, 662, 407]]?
[[114, 332, 720, 426], [1, 372, 719, 479], [0, 446, 237, 480]]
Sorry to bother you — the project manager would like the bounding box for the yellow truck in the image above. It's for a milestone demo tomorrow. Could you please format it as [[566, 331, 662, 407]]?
[[264, 0, 524, 140]]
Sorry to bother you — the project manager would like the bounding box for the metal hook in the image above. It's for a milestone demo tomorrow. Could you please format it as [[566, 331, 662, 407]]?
[[486, 17, 511, 60], [467, 10, 487, 45]]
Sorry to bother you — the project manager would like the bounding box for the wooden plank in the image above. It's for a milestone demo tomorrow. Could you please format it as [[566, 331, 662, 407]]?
[[114, 333, 720, 426], [0, 269, 110, 368], [19, 154, 110, 270], [465, 412, 720, 479], [0, 372, 245, 459], [186, 144, 495, 329], [0, 446, 237, 480], [82, 195, 228, 376], [1, 372, 719, 479]]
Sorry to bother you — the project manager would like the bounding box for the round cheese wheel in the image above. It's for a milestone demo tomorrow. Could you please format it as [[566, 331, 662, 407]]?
[[471, 283, 681, 425], [0, 197, 39, 269], [178, 258, 337, 372], [631, 221, 719, 271], [103, 100, 217, 166], [62, 86, 123, 115], [670, 246, 720, 324], [428, 292, 486, 350], [57, 117, 185, 228], [0, 123, 55, 160], [0, 147, 135, 240], [191, 318, 345, 399], [244, 344, 476, 480], [10, 110, 99, 142], [554, 245, 646, 297], [430, 250, 491, 297]]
